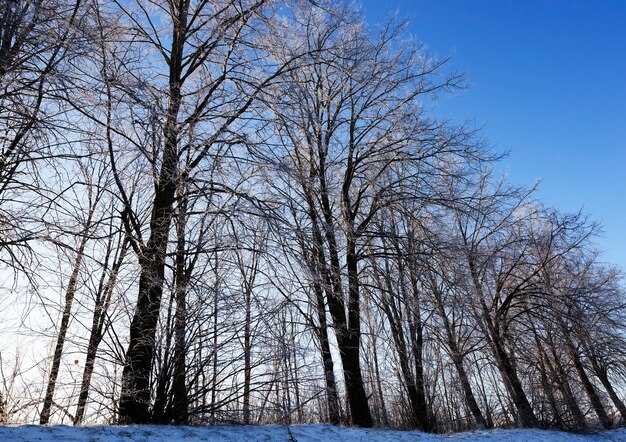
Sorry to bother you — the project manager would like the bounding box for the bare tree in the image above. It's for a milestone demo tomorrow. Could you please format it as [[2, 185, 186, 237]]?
[[258, 1, 472, 428], [1, 0, 626, 432], [63, 0, 307, 423], [73, 212, 129, 425], [39, 155, 115, 424], [449, 176, 541, 428]]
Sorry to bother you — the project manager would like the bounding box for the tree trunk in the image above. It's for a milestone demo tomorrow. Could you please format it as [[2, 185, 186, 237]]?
[[489, 328, 538, 427], [0, 391, 5, 424], [588, 354, 626, 422], [149, 280, 175, 424], [407, 279, 431, 431], [468, 259, 537, 428], [312, 282, 340, 425], [335, 331, 371, 427], [434, 297, 487, 428], [170, 199, 190, 424], [382, 301, 429, 431], [118, 0, 187, 423], [529, 323, 563, 428], [210, 251, 219, 421], [306, 174, 372, 427], [289, 311, 303, 423], [567, 344, 611, 428], [536, 345, 563, 428], [339, 238, 373, 427], [363, 293, 389, 427], [377, 269, 429, 431], [544, 339, 586, 430], [40, 206, 94, 425], [429, 267, 488, 429], [242, 279, 252, 425], [118, 151, 177, 424], [74, 237, 127, 425]]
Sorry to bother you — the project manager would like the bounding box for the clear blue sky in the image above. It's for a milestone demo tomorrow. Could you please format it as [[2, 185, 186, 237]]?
[[360, 0, 626, 271]]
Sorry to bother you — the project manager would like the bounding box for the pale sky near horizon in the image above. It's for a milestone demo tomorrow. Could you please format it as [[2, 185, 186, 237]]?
[[360, 0, 626, 272]]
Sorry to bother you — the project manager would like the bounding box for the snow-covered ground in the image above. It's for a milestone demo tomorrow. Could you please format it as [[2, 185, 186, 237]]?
[[1, 424, 625, 442]]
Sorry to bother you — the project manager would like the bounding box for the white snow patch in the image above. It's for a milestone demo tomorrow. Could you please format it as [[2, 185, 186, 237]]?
[[0, 424, 624, 441]]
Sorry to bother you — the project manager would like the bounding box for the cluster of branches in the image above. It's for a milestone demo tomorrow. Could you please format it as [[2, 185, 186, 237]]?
[[0, 0, 625, 433]]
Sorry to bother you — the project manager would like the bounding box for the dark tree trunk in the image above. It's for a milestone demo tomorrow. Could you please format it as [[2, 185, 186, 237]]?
[[595, 368, 626, 422], [170, 196, 190, 424], [468, 259, 537, 428], [407, 274, 431, 432], [210, 252, 219, 420], [489, 327, 539, 428], [371, 340, 389, 427], [475, 363, 494, 428], [0, 391, 5, 423], [544, 339, 587, 430], [289, 311, 304, 423], [307, 173, 372, 427], [454, 355, 488, 428], [430, 268, 487, 429], [362, 291, 389, 427], [41, 205, 94, 425], [150, 288, 175, 423], [242, 282, 252, 425], [339, 238, 373, 427], [118, 0, 187, 423], [312, 282, 340, 425], [567, 343, 611, 428], [335, 330, 372, 427], [435, 301, 487, 428], [74, 236, 127, 425], [529, 323, 563, 428], [378, 280, 429, 431], [536, 344, 563, 428], [587, 352, 626, 422], [118, 179, 176, 424]]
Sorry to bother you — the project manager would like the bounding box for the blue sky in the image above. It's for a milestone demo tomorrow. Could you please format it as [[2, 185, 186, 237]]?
[[360, 0, 626, 270]]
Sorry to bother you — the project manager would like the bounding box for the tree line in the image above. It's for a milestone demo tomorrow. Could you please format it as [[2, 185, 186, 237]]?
[[0, 0, 625, 432]]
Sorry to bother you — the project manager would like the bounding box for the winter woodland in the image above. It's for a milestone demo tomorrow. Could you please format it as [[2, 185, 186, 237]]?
[[0, 0, 625, 434]]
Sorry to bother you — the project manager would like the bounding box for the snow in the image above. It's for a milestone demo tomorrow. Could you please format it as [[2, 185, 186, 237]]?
[[0, 424, 625, 442]]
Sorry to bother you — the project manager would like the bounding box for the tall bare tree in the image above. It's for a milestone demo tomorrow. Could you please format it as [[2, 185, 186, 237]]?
[[68, 0, 305, 423]]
